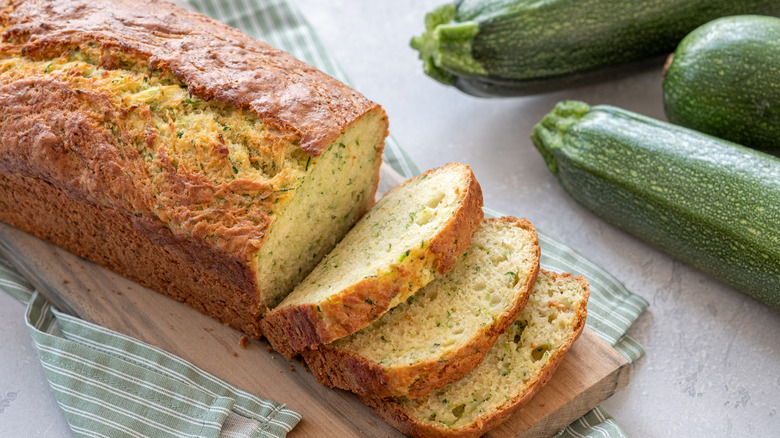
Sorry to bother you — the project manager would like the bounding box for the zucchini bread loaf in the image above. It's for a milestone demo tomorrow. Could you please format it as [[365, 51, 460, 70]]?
[[0, 0, 388, 337]]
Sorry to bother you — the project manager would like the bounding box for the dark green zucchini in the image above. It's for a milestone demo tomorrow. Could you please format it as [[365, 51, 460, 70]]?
[[663, 15, 780, 151], [411, 0, 780, 97], [532, 101, 780, 311]]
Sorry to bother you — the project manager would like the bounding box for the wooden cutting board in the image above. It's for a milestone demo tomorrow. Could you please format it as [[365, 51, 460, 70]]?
[[0, 166, 630, 437]]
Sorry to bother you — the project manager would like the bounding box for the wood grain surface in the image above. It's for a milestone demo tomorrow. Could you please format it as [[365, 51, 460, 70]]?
[[0, 165, 630, 437]]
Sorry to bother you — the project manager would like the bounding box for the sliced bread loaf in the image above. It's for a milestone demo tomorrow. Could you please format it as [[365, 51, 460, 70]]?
[[365, 270, 589, 438], [261, 163, 484, 359], [0, 0, 389, 338], [302, 216, 540, 399]]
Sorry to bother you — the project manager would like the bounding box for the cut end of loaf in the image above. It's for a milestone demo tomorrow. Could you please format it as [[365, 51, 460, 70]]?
[[253, 107, 388, 310]]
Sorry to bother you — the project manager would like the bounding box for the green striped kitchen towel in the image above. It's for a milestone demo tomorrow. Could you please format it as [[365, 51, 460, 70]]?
[[2, 258, 301, 438], [0, 0, 649, 437]]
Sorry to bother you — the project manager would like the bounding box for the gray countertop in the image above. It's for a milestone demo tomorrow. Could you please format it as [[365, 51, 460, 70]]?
[[2, 1, 779, 437]]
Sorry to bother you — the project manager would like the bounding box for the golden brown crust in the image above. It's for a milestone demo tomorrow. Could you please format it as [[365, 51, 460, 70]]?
[[0, 0, 379, 155], [0, 64, 277, 299], [424, 166, 484, 276], [261, 164, 484, 359], [364, 271, 590, 438], [302, 217, 541, 400], [0, 172, 265, 336]]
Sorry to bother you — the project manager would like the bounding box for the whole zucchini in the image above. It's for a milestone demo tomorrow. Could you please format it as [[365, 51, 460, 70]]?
[[411, 0, 780, 97], [664, 15, 780, 151], [532, 101, 780, 311]]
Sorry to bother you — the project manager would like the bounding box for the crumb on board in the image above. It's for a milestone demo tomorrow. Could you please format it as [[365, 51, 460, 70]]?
[[289, 365, 295, 372], [232, 352, 238, 357], [238, 335, 250, 348], [62, 279, 69, 284], [266, 346, 272, 353]]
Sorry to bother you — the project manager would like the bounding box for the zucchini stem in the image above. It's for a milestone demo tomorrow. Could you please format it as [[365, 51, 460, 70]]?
[[530, 101, 591, 174], [410, 4, 486, 85]]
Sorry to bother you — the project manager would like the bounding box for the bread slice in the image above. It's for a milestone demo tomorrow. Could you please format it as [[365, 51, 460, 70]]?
[[302, 217, 540, 399], [261, 163, 484, 358], [365, 270, 589, 438]]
